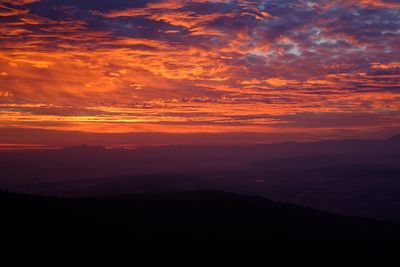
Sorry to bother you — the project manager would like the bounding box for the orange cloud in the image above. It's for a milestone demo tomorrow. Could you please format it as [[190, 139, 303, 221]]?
[[371, 62, 400, 70], [355, 0, 400, 8], [0, 0, 399, 147]]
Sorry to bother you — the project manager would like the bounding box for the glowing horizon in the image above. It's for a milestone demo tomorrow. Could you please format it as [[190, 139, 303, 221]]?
[[0, 0, 399, 148]]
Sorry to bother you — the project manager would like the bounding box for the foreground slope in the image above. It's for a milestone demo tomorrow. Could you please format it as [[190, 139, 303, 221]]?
[[2, 191, 400, 265]]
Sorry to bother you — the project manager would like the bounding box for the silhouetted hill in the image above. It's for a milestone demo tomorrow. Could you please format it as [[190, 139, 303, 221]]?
[[2, 190, 399, 266], [62, 144, 106, 152], [389, 134, 400, 142], [2, 135, 400, 187], [1, 135, 400, 220]]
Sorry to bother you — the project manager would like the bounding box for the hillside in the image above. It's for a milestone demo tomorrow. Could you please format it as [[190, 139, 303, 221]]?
[[2, 190, 400, 266], [2, 135, 400, 220]]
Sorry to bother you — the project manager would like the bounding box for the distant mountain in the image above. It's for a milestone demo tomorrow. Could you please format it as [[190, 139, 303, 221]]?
[[389, 134, 400, 142], [1, 135, 400, 221], [62, 144, 107, 152], [2, 190, 400, 266]]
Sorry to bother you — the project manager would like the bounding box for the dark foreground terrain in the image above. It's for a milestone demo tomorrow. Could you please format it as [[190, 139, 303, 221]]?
[[2, 190, 399, 266]]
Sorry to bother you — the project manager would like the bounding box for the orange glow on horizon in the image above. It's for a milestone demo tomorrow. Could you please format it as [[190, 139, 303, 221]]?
[[0, 0, 399, 147]]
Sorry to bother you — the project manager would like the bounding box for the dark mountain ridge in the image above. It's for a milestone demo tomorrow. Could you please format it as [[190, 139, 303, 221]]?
[[3, 190, 400, 266], [1, 135, 400, 221], [1, 134, 399, 186]]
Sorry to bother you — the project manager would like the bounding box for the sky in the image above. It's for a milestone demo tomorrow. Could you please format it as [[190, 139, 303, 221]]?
[[0, 0, 399, 148]]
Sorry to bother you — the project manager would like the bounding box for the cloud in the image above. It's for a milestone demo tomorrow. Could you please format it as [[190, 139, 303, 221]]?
[[0, 0, 399, 145], [371, 62, 400, 70], [0, 0, 40, 4]]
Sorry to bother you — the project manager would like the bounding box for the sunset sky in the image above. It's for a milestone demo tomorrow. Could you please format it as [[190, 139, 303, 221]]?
[[0, 0, 399, 148]]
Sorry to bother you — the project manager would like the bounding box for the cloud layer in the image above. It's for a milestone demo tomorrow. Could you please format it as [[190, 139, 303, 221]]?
[[0, 0, 399, 146]]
